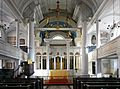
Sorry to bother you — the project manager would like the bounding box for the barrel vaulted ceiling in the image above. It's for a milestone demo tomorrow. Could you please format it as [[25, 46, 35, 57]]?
[[1, 0, 103, 27], [4, 0, 120, 36]]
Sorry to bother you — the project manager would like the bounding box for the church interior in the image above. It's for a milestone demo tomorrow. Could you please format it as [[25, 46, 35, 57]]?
[[0, 0, 120, 89]]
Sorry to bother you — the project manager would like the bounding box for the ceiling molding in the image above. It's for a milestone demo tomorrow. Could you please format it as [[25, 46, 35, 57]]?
[[21, 0, 33, 15], [4, 0, 23, 23], [72, 4, 80, 20], [87, 0, 108, 31], [91, 0, 98, 9], [81, 0, 95, 14], [35, 4, 43, 20]]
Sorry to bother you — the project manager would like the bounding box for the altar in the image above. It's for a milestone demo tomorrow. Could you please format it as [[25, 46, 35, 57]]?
[[49, 70, 69, 79], [47, 70, 71, 84]]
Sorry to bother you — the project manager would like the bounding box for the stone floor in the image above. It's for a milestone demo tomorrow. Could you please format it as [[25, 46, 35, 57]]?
[[44, 85, 73, 89]]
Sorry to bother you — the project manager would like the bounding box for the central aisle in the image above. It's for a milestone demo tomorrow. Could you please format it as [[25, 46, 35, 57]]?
[[44, 85, 73, 89]]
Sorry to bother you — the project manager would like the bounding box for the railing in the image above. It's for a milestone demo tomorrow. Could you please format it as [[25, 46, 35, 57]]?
[[35, 76, 73, 85], [35, 75, 97, 85], [0, 39, 27, 60], [88, 35, 120, 60], [97, 36, 119, 58]]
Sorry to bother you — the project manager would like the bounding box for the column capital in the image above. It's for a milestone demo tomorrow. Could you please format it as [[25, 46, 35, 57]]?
[[15, 19, 21, 23], [15, 19, 18, 21], [94, 19, 101, 23], [66, 39, 72, 43], [81, 20, 87, 28], [28, 18, 34, 22], [82, 20, 87, 23]]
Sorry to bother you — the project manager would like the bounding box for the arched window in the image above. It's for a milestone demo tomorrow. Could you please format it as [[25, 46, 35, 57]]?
[[53, 35, 64, 40], [36, 52, 41, 55], [49, 57, 54, 70], [42, 52, 47, 69], [36, 52, 41, 69], [62, 56, 67, 69], [43, 52, 46, 55], [75, 52, 80, 71], [91, 35, 96, 45], [75, 52, 80, 55], [20, 38, 25, 45], [70, 52, 74, 55], [70, 52, 74, 69], [7, 36, 16, 45], [63, 52, 67, 55]]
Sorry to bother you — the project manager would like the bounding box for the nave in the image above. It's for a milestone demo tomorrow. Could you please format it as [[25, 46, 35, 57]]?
[[1, 0, 120, 89]]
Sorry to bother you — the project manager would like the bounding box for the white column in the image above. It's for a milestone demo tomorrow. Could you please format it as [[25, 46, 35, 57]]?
[[96, 20, 101, 48], [41, 50, 43, 69], [15, 19, 20, 48], [96, 59, 102, 74], [81, 20, 88, 76], [117, 54, 120, 78], [74, 55, 76, 69], [0, 60, 2, 69], [54, 56, 56, 70], [67, 42, 70, 70], [40, 55, 43, 69], [60, 56, 62, 70], [46, 43, 50, 70], [95, 20, 101, 76], [28, 18, 35, 62], [41, 55, 43, 69]]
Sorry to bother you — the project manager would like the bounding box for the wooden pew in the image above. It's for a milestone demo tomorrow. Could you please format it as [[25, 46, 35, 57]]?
[[11, 78, 43, 89], [0, 83, 33, 89], [73, 77, 120, 89], [83, 82, 120, 89], [0, 78, 43, 89], [0, 85, 31, 89], [86, 84, 120, 89]]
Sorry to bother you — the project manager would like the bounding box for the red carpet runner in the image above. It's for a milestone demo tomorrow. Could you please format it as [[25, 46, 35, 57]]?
[[45, 79, 72, 84]]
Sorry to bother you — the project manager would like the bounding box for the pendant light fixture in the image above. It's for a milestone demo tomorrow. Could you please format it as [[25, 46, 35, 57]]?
[[111, 0, 116, 30]]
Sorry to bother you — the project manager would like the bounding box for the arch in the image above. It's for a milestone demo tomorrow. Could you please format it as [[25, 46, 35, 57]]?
[[49, 31, 67, 39], [49, 52, 52, 55], [21, 0, 34, 15], [70, 52, 74, 55], [39, 16, 77, 28], [52, 35, 65, 40], [43, 52, 46, 55], [20, 38, 25, 45], [22, 1, 35, 18], [76, 1, 93, 21], [36, 52, 41, 55], [80, 0, 95, 15], [63, 52, 67, 55], [75, 52, 80, 55]]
